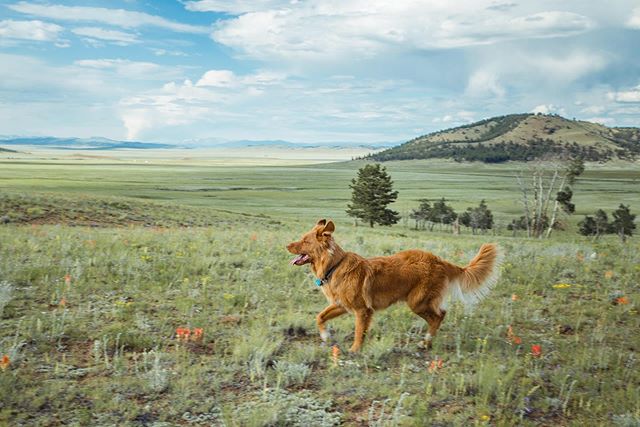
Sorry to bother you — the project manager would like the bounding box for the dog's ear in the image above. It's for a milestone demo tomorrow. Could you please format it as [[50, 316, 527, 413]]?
[[316, 218, 327, 227], [321, 220, 335, 237]]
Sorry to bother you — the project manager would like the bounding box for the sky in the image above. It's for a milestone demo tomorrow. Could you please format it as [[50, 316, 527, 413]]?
[[0, 0, 639, 143]]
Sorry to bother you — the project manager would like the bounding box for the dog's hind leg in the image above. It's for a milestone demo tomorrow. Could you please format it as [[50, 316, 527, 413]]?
[[316, 304, 347, 342], [349, 308, 373, 352], [417, 309, 446, 349]]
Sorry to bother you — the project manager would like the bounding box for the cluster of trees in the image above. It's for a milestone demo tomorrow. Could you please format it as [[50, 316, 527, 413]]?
[[578, 205, 636, 242], [346, 162, 635, 242], [408, 198, 494, 234]]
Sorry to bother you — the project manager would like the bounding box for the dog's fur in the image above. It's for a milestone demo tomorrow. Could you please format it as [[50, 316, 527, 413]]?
[[286, 219, 501, 352]]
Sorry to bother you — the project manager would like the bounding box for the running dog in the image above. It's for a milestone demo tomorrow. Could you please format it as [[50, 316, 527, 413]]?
[[286, 219, 500, 352]]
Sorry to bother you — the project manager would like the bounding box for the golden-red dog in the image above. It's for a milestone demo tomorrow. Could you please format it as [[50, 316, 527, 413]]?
[[287, 219, 501, 352]]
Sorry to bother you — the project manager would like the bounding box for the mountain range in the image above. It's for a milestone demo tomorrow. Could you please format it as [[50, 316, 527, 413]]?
[[0, 136, 392, 151]]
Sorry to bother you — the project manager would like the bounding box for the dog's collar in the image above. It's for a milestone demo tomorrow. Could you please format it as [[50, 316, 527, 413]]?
[[314, 258, 344, 287]]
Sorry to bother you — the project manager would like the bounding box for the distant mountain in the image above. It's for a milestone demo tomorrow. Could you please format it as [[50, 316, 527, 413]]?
[[0, 136, 393, 151], [0, 136, 175, 150], [366, 114, 640, 163]]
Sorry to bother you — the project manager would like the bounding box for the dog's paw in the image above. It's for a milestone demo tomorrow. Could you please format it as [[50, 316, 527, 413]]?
[[319, 330, 331, 342]]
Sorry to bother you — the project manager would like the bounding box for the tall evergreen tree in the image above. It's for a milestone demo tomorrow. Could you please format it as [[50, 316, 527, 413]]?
[[611, 204, 636, 242], [346, 164, 400, 227]]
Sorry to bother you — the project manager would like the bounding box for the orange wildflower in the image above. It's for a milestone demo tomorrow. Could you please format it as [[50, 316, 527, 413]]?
[[331, 345, 340, 367], [428, 359, 444, 373], [250, 234, 258, 241], [0, 355, 9, 371], [192, 328, 204, 341], [59, 298, 67, 307], [511, 294, 519, 301], [64, 274, 72, 285], [531, 345, 542, 358], [507, 325, 522, 345], [604, 270, 614, 279], [616, 296, 629, 305], [176, 327, 191, 341]]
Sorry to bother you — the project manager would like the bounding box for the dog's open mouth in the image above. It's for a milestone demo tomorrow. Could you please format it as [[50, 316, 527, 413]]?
[[290, 254, 311, 266]]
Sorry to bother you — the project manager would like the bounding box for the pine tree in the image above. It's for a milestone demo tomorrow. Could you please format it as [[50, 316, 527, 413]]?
[[346, 164, 400, 228], [578, 215, 597, 237], [611, 204, 636, 242]]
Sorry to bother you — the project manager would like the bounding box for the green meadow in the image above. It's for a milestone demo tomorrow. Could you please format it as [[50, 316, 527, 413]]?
[[0, 158, 638, 224], [0, 157, 639, 426]]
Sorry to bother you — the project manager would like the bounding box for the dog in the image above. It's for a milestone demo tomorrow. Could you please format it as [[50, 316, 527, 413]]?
[[286, 219, 501, 352]]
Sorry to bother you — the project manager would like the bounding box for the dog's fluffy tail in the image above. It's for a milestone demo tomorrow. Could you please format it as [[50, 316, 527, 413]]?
[[448, 243, 502, 308]]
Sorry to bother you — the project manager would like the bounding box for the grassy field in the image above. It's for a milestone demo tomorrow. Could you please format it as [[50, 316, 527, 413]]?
[[0, 158, 638, 227], [0, 156, 639, 426]]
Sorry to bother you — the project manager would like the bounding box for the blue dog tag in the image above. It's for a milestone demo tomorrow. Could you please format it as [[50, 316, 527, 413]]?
[[315, 278, 323, 287]]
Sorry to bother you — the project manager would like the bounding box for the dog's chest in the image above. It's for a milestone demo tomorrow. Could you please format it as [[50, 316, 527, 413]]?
[[321, 281, 350, 309]]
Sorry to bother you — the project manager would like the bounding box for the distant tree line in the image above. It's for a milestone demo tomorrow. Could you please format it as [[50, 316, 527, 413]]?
[[347, 162, 636, 242], [409, 198, 494, 234], [579, 205, 636, 242], [365, 139, 620, 163]]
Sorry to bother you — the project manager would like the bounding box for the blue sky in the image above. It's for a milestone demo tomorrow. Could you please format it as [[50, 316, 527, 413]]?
[[0, 0, 639, 143]]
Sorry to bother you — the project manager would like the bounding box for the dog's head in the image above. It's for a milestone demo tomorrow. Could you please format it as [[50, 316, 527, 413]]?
[[286, 219, 335, 266]]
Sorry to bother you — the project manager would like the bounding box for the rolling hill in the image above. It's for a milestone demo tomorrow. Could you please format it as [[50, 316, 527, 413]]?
[[367, 114, 640, 163]]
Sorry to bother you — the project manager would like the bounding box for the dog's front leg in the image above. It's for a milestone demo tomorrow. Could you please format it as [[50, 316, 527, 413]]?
[[349, 308, 373, 352], [316, 304, 347, 342]]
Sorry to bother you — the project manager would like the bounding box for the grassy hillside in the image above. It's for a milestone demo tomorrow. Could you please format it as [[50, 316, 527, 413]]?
[[369, 114, 640, 163], [0, 192, 275, 228]]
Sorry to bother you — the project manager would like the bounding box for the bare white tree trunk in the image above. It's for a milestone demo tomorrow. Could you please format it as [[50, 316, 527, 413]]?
[[545, 175, 566, 238]]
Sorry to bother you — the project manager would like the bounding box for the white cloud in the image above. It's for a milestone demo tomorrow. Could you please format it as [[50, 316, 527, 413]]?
[[184, 0, 292, 14], [580, 105, 605, 115], [466, 70, 506, 98], [608, 85, 640, 103], [72, 27, 139, 45], [8, 2, 208, 33], [74, 59, 181, 80], [532, 52, 608, 83], [209, 1, 595, 61], [585, 116, 615, 125], [0, 19, 63, 42], [118, 69, 420, 141], [432, 111, 475, 124], [196, 69, 237, 87], [150, 48, 188, 57], [531, 104, 566, 115], [627, 7, 640, 28]]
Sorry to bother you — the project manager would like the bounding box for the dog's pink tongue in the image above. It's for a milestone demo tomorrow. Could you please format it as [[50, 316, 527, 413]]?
[[290, 254, 309, 265]]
